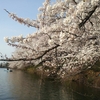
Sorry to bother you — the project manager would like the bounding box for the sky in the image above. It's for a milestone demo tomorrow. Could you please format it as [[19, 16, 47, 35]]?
[[0, 0, 53, 57]]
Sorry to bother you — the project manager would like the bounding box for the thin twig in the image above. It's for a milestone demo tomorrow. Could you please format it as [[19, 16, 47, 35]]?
[[4, 9, 10, 14]]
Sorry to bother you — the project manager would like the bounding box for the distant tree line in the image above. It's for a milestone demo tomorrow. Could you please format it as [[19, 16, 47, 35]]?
[[0, 62, 9, 68]]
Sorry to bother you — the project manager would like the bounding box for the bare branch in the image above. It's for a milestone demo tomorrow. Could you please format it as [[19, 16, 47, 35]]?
[[79, 6, 98, 28], [4, 9, 10, 14]]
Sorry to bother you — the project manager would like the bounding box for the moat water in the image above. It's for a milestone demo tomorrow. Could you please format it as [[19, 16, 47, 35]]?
[[0, 68, 100, 100]]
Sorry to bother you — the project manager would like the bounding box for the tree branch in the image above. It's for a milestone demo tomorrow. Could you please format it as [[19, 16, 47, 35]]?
[[79, 6, 98, 28], [4, 9, 39, 28], [4, 9, 10, 14], [0, 44, 60, 62]]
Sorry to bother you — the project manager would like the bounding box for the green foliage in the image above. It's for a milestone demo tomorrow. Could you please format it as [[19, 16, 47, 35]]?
[[23, 66, 35, 74], [91, 61, 100, 72]]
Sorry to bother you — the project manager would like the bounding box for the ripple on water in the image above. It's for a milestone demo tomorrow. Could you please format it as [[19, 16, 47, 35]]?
[[0, 68, 100, 100]]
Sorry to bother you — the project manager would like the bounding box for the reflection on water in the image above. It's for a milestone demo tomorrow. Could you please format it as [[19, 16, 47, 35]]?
[[0, 68, 100, 100]]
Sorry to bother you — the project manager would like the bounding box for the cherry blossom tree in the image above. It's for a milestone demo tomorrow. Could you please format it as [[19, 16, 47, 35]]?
[[1, 0, 100, 78]]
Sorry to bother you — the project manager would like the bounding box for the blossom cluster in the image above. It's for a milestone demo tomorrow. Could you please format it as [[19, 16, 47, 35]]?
[[9, 13, 39, 28], [4, 33, 36, 44], [4, 0, 100, 48], [3, 0, 100, 76], [4, 0, 100, 45]]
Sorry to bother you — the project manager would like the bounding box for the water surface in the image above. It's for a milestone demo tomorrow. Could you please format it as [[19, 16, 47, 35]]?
[[0, 68, 100, 100]]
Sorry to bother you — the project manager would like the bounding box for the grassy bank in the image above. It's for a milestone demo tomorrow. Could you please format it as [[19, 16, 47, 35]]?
[[23, 62, 100, 88], [23, 66, 48, 78], [62, 61, 100, 88], [62, 70, 100, 88]]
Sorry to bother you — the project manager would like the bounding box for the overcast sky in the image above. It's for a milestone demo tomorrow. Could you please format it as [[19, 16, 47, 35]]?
[[0, 0, 56, 57]]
